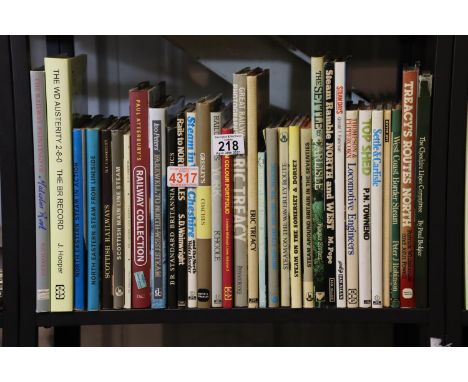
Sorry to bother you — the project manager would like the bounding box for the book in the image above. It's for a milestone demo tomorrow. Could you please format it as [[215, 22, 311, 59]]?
[[129, 81, 165, 309], [278, 126, 290, 307], [196, 94, 223, 308], [383, 107, 392, 308], [415, 73, 432, 308], [311, 55, 326, 307], [221, 126, 234, 308], [400, 66, 419, 308], [233, 68, 250, 307], [258, 151, 267, 308], [334, 60, 346, 308], [265, 127, 280, 307], [345, 108, 359, 308], [123, 126, 132, 309], [324, 61, 336, 307], [391, 105, 402, 308], [371, 108, 384, 308], [358, 107, 372, 308], [45, 55, 87, 312]]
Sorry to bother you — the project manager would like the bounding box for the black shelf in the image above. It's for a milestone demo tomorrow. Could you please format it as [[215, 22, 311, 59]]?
[[0, 312, 3, 328]]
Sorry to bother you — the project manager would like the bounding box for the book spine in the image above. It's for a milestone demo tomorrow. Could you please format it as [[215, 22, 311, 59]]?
[[400, 68, 418, 308], [72, 129, 85, 311], [130, 90, 151, 308], [266, 128, 280, 307], [258, 151, 267, 308], [86, 129, 101, 311], [111, 129, 125, 309], [211, 111, 223, 308], [391, 107, 402, 308], [383, 108, 392, 307], [415, 74, 432, 308], [45, 57, 74, 311], [278, 127, 290, 307], [233, 73, 248, 307], [31, 71, 50, 313], [345, 110, 359, 308], [324, 62, 336, 307], [311, 56, 326, 307], [301, 126, 314, 307], [358, 109, 372, 308], [177, 114, 188, 308], [221, 126, 234, 308], [167, 125, 178, 309], [371, 109, 384, 308], [123, 131, 132, 308], [334, 61, 346, 308], [289, 124, 302, 308], [101, 129, 113, 309]]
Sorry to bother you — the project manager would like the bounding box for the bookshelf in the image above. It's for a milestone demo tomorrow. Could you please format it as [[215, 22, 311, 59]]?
[[0, 35, 456, 346]]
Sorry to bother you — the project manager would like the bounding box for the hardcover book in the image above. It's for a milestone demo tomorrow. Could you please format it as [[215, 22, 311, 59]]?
[[383, 106, 392, 308], [258, 151, 267, 308], [123, 129, 132, 308]]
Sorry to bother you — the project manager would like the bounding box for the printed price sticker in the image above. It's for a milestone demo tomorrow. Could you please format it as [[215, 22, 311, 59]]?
[[167, 166, 199, 187], [213, 134, 245, 156]]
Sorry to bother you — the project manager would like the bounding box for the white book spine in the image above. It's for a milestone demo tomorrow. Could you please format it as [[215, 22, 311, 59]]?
[[358, 109, 372, 308], [123, 131, 132, 309], [187, 111, 197, 308], [258, 152, 267, 308], [371, 109, 384, 308], [334, 61, 347, 308]]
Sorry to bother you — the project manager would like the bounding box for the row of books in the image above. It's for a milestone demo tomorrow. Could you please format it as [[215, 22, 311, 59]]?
[[32, 54, 432, 312]]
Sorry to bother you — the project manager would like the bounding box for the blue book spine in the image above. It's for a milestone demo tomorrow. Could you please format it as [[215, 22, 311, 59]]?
[[86, 129, 101, 311], [73, 129, 86, 310], [258, 152, 267, 308]]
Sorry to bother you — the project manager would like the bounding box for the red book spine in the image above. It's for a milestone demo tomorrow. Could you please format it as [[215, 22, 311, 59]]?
[[221, 127, 234, 308], [400, 67, 418, 308], [130, 89, 151, 308]]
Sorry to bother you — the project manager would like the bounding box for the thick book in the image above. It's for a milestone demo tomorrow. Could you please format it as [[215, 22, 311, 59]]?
[[400, 67, 419, 308], [334, 60, 347, 308], [123, 129, 132, 308], [278, 126, 290, 307], [196, 94, 223, 308], [258, 151, 267, 308], [233, 68, 250, 307], [358, 107, 372, 308], [415, 73, 432, 308], [265, 127, 280, 307], [221, 126, 234, 308], [371, 108, 384, 308], [324, 61, 336, 307], [311, 55, 326, 307], [130, 81, 165, 308], [345, 108, 359, 308], [45, 55, 87, 312], [391, 105, 402, 308], [31, 70, 50, 312], [383, 107, 392, 308]]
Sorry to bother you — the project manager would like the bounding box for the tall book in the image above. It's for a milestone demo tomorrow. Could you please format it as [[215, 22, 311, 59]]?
[[391, 105, 402, 308], [400, 66, 419, 308], [31, 69, 50, 313], [196, 94, 223, 308], [371, 108, 384, 308], [358, 107, 372, 308], [324, 61, 336, 307], [265, 127, 280, 307], [258, 151, 267, 308], [345, 108, 359, 308], [122, 125, 131, 309], [233, 68, 250, 307], [45, 55, 87, 311], [246, 68, 270, 308], [300, 122, 314, 308], [334, 60, 346, 308], [311, 55, 326, 307], [221, 126, 234, 308], [129, 81, 165, 308], [278, 126, 290, 307], [383, 107, 392, 308], [415, 73, 432, 308]]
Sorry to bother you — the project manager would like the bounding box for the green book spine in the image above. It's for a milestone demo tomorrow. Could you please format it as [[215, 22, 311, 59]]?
[[311, 56, 326, 307], [415, 73, 432, 308], [391, 106, 402, 308]]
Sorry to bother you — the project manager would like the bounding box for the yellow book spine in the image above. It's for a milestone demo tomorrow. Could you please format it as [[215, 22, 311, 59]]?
[[383, 108, 392, 307], [45, 57, 74, 312]]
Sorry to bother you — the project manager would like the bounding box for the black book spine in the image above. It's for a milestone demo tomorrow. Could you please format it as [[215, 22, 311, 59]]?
[[167, 125, 178, 309], [101, 128, 113, 309], [324, 61, 336, 307], [176, 113, 187, 308]]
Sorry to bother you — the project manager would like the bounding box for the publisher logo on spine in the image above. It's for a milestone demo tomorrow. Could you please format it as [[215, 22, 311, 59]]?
[[55, 285, 66, 300], [133, 166, 148, 267]]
